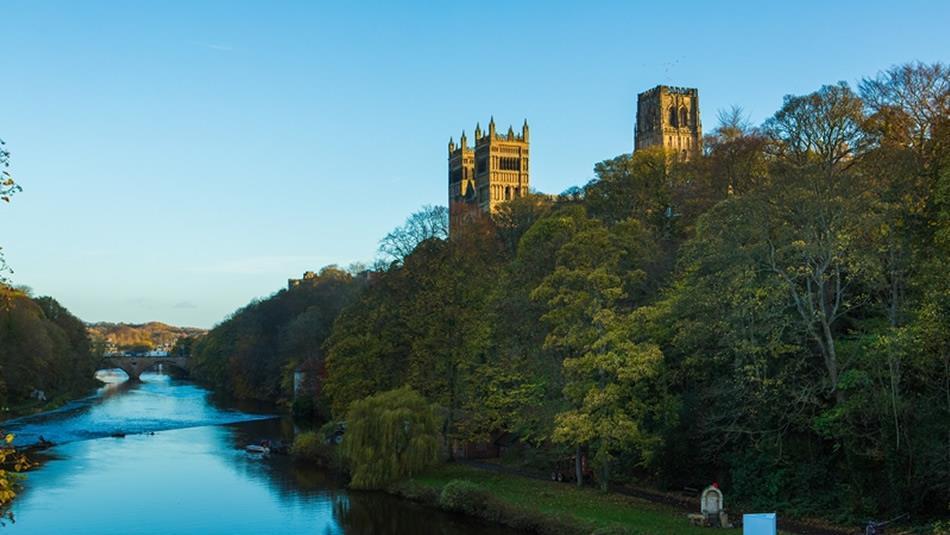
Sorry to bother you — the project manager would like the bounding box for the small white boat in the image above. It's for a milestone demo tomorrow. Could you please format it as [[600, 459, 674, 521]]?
[[245, 444, 270, 454]]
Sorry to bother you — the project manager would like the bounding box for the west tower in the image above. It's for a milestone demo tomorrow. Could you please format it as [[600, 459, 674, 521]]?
[[635, 85, 702, 159], [449, 118, 529, 234]]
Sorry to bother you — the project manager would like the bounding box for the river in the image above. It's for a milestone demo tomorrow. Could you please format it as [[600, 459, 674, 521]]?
[[1, 372, 517, 535]]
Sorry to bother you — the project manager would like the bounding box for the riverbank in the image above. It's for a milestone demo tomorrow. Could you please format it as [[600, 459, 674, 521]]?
[[386, 462, 878, 535], [389, 462, 717, 534], [1, 388, 95, 422]]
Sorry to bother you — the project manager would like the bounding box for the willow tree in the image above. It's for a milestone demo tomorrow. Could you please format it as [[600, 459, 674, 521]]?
[[341, 387, 441, 489]]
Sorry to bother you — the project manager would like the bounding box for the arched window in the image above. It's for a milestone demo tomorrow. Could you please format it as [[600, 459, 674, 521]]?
[[668, 106, 677, 127], [680, 107, 689, 127]]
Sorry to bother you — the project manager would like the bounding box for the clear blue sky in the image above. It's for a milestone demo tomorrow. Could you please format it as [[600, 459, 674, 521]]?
[[2, 1, 947, 328]]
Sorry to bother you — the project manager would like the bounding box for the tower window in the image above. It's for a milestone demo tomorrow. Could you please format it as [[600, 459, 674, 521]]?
[[499, 157, 520, 171], [680, 107, 689, 127], [476, 156, 488, 174], [668, 106, 677, 127]]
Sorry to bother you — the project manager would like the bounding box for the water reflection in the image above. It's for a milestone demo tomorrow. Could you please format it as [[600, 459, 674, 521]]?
[[2, 374, 517, 534]]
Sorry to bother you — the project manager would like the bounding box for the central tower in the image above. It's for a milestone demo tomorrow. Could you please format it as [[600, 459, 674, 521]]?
[[635, 85, 702, 159], [449, 118, 529, 234]]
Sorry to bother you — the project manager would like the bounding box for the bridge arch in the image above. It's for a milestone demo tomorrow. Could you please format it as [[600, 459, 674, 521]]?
[[98, 357, 190, 382]]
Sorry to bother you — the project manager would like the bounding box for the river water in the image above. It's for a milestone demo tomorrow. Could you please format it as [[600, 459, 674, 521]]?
[[1, 372, 516, 535]]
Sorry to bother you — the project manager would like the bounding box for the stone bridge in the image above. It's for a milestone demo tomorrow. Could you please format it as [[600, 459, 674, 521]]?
[[99, 356, 190, 381]]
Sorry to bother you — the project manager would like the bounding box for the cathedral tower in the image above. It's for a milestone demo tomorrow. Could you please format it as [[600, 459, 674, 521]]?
[[635, 85, 702, 159], [449, 118, 529, 234]]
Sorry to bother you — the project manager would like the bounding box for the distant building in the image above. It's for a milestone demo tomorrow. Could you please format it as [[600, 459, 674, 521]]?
[[288, 271, 318, 290], [448, 118, 530, 234], [635, 85, 702, 160]]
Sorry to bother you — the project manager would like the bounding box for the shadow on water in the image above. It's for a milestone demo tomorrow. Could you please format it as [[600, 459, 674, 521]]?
[[221, 417, 517, 534], [332, 491, 513, 535]]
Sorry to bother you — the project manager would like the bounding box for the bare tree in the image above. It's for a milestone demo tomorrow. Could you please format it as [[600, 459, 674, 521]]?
[[760, 84, 874, 404], [714, 105, 753, 141], [704, 106, 769, 196], [378, 205, 449, 263], [765, 82, 865, 180], [860, 62, 950, 174]]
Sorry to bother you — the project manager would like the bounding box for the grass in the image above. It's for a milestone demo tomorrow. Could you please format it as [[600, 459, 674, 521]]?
[[402, 463, 733, 534]]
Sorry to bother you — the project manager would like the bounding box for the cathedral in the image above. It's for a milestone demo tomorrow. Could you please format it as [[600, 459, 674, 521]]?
[[448, 118, 530, 234], [447, 85, 700, 234]]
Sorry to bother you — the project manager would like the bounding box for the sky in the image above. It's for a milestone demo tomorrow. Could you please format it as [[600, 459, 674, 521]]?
[[2, 1, 948, 328]]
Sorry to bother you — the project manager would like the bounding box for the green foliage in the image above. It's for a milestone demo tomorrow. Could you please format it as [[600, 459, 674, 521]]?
[[211, 62, 949, 523], [341, 387, 441, 489], [438, 479, 490, 514], [0, 288, 98, 407], [290, 431, 329, 462], [190, 266, 362, 403], [0, 432, 30, 524]]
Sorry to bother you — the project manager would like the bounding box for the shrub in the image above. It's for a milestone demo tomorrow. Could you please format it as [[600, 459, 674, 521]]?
[[438, 479, 490, 515], [290, 431, 329, 463]]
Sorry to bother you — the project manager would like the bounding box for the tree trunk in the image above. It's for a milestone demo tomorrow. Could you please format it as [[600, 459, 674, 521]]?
[[575, 445, 583, 487], [819, 317, 844, 404], [887, 249, 903, 450]]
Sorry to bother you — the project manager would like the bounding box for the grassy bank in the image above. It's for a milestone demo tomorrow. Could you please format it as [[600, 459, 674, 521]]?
[[391, 463, 725, 534]]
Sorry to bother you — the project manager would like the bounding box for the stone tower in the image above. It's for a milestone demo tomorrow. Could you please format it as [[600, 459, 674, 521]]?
[[449, 118, 529, 234], [635, 85, 702, 159]]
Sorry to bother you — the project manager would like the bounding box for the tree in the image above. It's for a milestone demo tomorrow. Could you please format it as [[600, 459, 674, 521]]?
[[1, 137, 21, 285], [0, 290, 91, 523], [763, 82, 871, 404], [860, 62, 949, 177], [532, 209, 663, 486], [190, 266, 360, 403], [703, 106, 769, 197], [0, 139, 18, 205], [378, 205, 448, 264], [400, 232, 501, 453], [584, 149, 673, 228], [491, 193, 553, 257], [553, 313, 666, 490], [765, 82, 865, 178], [341, 387, 441, 489]]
